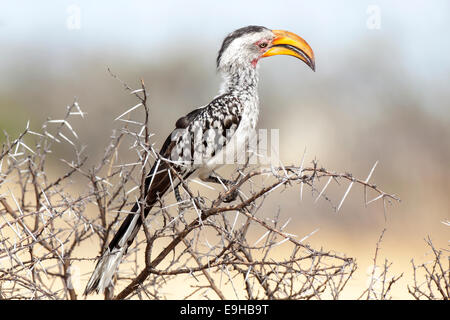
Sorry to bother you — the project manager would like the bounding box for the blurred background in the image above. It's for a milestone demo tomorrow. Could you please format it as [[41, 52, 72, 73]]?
[[0, 0, 448, 299]]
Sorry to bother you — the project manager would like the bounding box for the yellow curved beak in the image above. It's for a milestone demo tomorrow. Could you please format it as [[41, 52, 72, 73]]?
[[262, 30, 315, 71]]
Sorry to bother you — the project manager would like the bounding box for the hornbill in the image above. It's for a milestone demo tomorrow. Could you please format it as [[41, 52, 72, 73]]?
[[84, 25, 315, 295]]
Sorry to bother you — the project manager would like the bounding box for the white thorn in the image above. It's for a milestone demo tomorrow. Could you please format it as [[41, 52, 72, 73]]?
[[367, 193, 384, 205], [114, 103, 143, 121], [299, 228, 319, 243], [253, 230, 270, 246], [337, 181, 354, 212], [314, 176, 333, 203], [365, 160, 379, 183]]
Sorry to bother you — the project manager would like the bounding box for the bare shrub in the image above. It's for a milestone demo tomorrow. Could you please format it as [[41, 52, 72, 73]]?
[[358, 229, 403, 300], [408, 237, 449, 300], [0, 75, 403, 300]]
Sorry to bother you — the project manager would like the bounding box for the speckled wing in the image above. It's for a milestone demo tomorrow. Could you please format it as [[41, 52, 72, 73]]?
[[159, 93, 243, 170], [104, 95, 242, 258]]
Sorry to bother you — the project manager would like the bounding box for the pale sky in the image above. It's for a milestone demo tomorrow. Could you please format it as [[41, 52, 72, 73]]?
[[1, 1, 449, 56], [1, 1, 449, 91]]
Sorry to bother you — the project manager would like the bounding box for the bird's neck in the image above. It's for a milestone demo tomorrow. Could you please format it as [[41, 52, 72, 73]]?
[[219, 65, 260, 130], [219, 65, 259, 100]]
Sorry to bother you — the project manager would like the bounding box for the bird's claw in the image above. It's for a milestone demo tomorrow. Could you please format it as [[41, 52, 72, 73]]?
[[193, 196, 206, 206], [222, 188, 238, 203], [177, 201, 192, 211], [177, 196, 206, 210]]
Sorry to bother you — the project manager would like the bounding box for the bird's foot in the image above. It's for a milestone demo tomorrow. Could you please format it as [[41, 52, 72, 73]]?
[[175, 185, 206, 210], [202, 174, 239, 202], [177, 199, 192, 211], [181, 197, 206, 211], [222, 187, 239, 203], [176, 194, 206, 211]]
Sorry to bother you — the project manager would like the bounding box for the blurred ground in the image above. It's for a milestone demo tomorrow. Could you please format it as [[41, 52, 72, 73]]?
[[0, 1, 448, 299]]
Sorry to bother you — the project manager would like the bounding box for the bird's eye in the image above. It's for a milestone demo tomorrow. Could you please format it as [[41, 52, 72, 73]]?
[[258, 42, 268, 48]]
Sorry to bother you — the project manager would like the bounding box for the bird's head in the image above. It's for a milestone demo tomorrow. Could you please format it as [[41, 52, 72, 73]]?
[[217, 25, 315, 73]]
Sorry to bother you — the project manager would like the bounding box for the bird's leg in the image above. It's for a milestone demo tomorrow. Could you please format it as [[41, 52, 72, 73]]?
[[174, 183, 206, 210], [202, 173, 239, 203], [202, 174, 234, 186], [174, 184, 183, 203], [174, 184, 193, 211]]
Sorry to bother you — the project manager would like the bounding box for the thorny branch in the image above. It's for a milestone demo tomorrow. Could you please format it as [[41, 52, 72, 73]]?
[[357, 229, 403, 300], [0, 74, 443, 300], [408, 237, 449, 300]]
